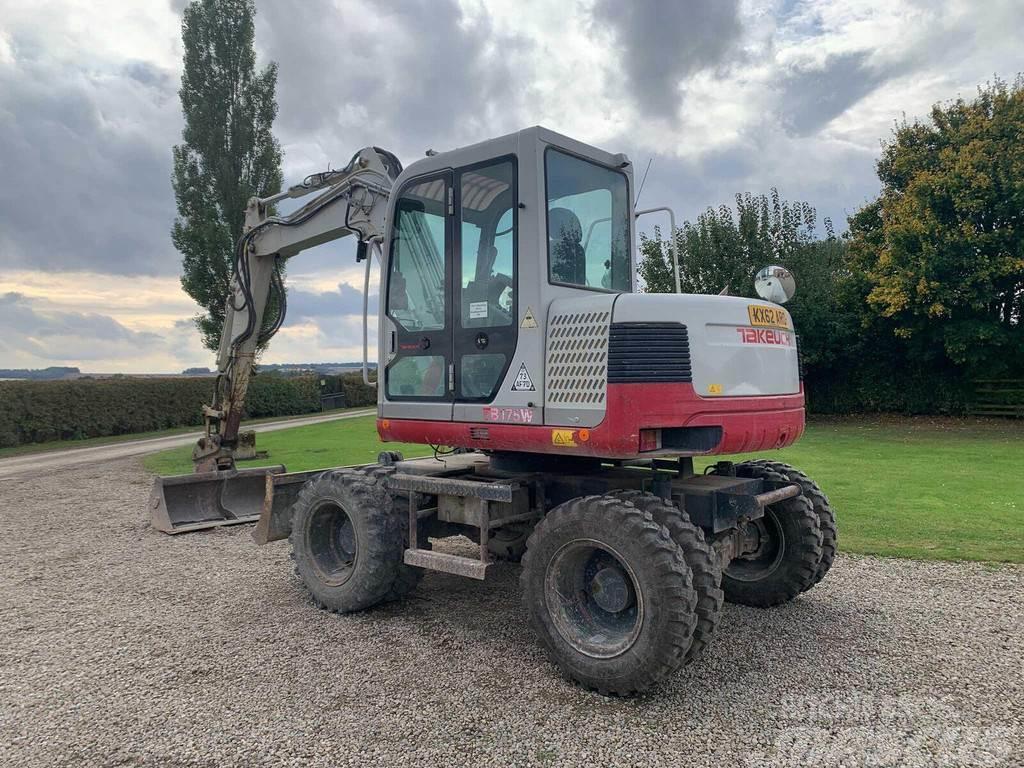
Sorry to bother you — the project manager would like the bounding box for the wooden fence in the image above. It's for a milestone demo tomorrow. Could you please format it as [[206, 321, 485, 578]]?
[[969, 380, 1024, 418]]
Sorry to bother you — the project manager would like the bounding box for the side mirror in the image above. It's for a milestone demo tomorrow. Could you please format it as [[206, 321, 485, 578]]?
[[754, 265, 796, 304]]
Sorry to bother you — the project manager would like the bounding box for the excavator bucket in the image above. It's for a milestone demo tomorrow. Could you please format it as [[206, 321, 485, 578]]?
[[149, 465, 287, 534]]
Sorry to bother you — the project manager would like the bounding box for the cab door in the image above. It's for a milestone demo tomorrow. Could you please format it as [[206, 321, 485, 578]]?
[[382, 171, 454, 421], [452, 158, 518, 409]]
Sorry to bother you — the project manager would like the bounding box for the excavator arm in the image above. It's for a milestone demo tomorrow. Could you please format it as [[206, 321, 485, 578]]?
[[150, 146, 400, 534], [192, 146, 400, 473]]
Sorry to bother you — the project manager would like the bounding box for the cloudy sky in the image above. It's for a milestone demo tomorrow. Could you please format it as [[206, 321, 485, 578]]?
[[0, 0, 1020, 373]]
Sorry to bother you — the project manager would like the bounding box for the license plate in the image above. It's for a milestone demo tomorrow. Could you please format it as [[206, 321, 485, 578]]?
[[747, 304, 791, 329]]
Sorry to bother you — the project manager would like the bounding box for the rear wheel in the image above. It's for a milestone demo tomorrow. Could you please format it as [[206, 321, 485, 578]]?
[[745, 460, 836, 588], [289, 468, 418, 613], [721, 465, 822, 608], [607, 490, 723, 664], [521, 495, 697, 695]]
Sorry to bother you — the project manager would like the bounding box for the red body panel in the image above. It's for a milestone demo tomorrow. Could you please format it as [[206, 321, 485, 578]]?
[[378, 383, 805, 459]]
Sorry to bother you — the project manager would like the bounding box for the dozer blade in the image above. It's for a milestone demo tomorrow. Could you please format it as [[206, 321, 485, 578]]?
[[149, 465, 286, 534]]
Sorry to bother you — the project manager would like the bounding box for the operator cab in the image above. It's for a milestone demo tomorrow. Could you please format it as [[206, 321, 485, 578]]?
[[379, 126, 636, 423]]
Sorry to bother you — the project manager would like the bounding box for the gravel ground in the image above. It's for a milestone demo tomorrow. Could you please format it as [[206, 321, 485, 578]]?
[[1, 459, 1021, 768]]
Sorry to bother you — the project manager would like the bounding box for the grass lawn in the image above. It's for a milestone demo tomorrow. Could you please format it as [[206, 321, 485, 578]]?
[[142, 414, 432, 477], [0, 408, 372, 461], [142, 415, 1024, 564]]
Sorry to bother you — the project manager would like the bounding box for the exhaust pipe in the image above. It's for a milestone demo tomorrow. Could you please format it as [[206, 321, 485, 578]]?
[[149, 466, 286, 534]]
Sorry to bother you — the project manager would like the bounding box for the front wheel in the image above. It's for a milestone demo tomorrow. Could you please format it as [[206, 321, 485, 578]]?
[[289, 469, 417, 613], [521, 495, 697, 695]]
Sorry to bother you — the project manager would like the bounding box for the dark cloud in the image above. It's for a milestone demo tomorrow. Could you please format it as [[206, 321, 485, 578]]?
[[287, 282, 378, 320], [256, 0, 532, 162], [0, 292, 161, 360], [0, 49, 181, 275], [776, 51, 889, 136], [0, 0, 532, 282], [592, 0, 743, 119]]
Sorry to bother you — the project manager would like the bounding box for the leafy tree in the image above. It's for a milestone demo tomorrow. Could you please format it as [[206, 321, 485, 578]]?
[[171, 0, 283, 352], [639, 189, 835, 294], [638, 190, 855, 379], [848, 77, 1024, 376]]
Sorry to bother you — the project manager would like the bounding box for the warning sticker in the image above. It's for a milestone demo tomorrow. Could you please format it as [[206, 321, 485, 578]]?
[[469, 301, 488, 319], [511, 362, 535, 391], [520, 307, 538, 329], [552, 429, 577, 447]]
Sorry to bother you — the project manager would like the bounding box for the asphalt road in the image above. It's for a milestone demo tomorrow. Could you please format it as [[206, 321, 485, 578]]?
[[0, 409, 374, 479]]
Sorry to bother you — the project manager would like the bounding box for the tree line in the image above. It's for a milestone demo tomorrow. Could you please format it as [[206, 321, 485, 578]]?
[[640, 78, 1024, 414]]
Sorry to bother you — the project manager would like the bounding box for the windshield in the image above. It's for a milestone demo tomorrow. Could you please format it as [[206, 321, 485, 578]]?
[[387, 177, 447, 331]]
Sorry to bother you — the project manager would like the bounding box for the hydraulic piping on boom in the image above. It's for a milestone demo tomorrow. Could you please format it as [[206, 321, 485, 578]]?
[[191, 146, 402, 473]]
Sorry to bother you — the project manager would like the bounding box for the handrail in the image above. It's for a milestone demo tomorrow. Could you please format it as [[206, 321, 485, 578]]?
[[362, 241, 380, 388], [635, 206, 680, 293]]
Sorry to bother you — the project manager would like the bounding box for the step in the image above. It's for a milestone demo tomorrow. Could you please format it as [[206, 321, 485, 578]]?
[[404, 549, 490, 580]]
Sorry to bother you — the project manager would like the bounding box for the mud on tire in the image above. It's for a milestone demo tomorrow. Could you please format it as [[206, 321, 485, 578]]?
[[722, 465, 822, 608], [607, 490, 723, 664], [521, 495, 697, 696], [289, 468, 420, 613]]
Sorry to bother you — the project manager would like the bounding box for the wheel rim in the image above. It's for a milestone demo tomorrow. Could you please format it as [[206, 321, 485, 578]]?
[[727, 508, 785, 582], [306, 500, 357, 586], [544, 538, 644, 659]]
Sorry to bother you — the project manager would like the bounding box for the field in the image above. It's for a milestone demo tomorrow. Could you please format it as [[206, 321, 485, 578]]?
[[143, 416, 1024, 564]]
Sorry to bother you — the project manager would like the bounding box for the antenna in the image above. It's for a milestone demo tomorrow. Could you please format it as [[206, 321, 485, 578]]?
[[634, 157, 653, 206]]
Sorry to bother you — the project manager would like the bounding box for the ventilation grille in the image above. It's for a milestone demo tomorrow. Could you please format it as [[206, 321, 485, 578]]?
[[545, 310, 610, 406], [608, 322, 691, 383]]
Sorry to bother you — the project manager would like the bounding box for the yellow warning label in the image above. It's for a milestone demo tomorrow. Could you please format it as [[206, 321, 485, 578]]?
[[551, 429, 577, 447], [707, 383, 723, 395], [521, 307, 538, 329]]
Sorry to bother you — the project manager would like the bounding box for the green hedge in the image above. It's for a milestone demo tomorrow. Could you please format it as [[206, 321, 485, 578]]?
[[325, 371, 377, 408], [805, 369, 971, 416], [0, 375, 322, 447]]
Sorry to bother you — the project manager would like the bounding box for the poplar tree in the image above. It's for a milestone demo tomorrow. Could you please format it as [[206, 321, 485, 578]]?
[[171, 0, 283, 351]]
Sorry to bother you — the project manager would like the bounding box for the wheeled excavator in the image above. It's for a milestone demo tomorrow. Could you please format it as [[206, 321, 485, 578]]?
[[150, 127, 837, 695]]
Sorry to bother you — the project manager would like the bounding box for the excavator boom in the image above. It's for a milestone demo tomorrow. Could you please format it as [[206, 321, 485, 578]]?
[[151, 146, 400, 533]]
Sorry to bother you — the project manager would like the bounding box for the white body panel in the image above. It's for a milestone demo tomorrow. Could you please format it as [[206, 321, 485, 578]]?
[[613, 293, 799, 398]]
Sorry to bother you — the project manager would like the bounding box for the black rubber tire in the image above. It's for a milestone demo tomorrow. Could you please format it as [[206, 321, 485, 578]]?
[[607, 490, 723, 664], [359, 465, 429, 602], [521, 495, 697, 696], [289, 468, 413, 613], [722, 465, 822, 608], [745, 460, 836, 589]]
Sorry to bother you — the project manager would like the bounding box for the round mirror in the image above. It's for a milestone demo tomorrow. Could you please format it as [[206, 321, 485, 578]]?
[[754, 265, 796, 304]]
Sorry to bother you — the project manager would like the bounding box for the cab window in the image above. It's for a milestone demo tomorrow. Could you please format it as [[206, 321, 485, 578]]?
[[459, 160, 515, 328], [387, 178, 447, 331], [545, 149, 631, 292]]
